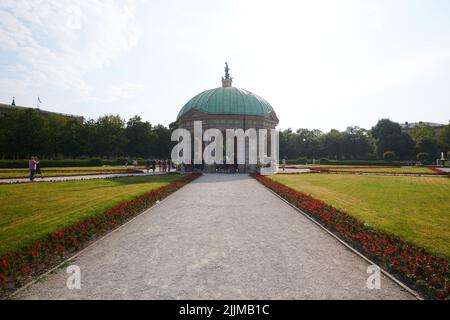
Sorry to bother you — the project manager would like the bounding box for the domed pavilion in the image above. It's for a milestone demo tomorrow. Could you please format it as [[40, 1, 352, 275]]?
[[174, 63, 279, 172]]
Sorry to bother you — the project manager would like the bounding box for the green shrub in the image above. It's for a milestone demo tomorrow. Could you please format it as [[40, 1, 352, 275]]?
[[0, 159, 105, 168], [284, 157, 308, 165], [116, 157, 128, 165], [89, 158, 103, 166], [319, 159, 407, 166], [416, 152, 430, 164], [383, 151, 397, 162], [102, 158, 129, 166], [319, 158, 330, 164]]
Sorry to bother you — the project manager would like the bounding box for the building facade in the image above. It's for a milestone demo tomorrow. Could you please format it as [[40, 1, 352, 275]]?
[[401, 121, 448, 138], [174, 64, 279, 173], [0, 99, 83, 121]]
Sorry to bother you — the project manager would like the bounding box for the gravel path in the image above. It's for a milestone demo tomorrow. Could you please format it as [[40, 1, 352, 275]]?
[[0, 172, 167, 184], [16, 174, 414, 300]]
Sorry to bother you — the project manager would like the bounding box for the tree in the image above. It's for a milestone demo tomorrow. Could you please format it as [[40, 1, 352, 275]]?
[[342, 126, 372, 159], [416, 137, 439, 159], [152, 124, 173, 158], [409, 124, 438, 159], [125, 116, 156, 158], [0, 110, 177, 160], [371, 119, 415, 160], [93, 115, 127, 158], [59, 118, 86, 158], [383, 151, 397, 162], [320, 129, 344, 159], [410, 124, 435, 144], [296, 129, 321, 159], [0, 109, 47, 158], [439, 124, 450, 152], [416, 152, 430, 163], [43, 115, 70, 158]]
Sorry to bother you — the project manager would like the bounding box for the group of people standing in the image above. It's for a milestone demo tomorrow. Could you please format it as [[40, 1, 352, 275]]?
[[145, 159, 173, 174], [28, 156, 44, 181]]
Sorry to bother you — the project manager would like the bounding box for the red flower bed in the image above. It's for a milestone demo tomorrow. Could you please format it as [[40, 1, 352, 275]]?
[[307, 167, 443, 176], [0, 173, 200, 298], [253, 174, 450, 300], [0, 169, 143, 180], [429, 167, 447, 175]]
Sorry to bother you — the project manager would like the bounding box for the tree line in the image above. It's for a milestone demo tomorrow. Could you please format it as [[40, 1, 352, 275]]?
[[0, 109, 173, 159], [0, 109, 449, 162], [280, 119, 450, 162]]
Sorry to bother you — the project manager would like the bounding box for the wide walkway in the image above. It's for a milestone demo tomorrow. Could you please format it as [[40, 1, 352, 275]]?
[[16, 174, 413, 299], [0, 172, 167, 184]]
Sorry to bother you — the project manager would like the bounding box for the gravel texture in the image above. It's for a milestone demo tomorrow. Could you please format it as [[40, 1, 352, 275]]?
[[16, 174, 414, 300], [0, 172, 165, 184]]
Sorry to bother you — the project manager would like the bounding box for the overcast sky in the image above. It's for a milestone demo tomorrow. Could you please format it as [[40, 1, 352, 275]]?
[[1, 0, 450, 131]]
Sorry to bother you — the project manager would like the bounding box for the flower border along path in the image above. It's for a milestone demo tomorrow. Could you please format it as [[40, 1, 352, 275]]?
[[253, 174, 450, 300], [0, 173, 201, 299]]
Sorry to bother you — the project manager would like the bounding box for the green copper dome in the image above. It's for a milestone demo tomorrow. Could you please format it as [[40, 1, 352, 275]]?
[[177, 87, 275, 119]]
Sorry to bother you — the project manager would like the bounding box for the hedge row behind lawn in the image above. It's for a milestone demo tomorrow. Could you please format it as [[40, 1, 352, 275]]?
[[286, 159, 411, 166], [254, 174, 450, 300], [0, 173, 201, 298], [0, 159, 104, 168], [0, 158, 169, 168], [304, 167, 444, 176]]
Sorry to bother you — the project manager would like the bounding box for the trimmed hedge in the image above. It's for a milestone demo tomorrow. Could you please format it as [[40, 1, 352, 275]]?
[[0, 157, 172, 168], [286, 159, 411, 166], [0, 159, 103, 168], [285, 157, 308, 165]]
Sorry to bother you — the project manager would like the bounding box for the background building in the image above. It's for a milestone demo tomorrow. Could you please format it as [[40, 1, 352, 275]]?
[[174, 64, 279, 173], [401, 121, 448, 137], [0, 98, 83, 121]]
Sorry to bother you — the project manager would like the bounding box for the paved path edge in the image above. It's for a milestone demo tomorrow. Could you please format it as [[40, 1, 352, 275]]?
[[5, 179, 189, 300], [256, 178, 422, 300]]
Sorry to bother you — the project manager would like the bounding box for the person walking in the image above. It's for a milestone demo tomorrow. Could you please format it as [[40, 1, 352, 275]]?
[[28, 156, 36, 181], [35, 156, 44, 179], [167, 159, 171, 173], [162, 159, 167, 172], [145, 160, 151, 174], [151, 159, 156, 173]]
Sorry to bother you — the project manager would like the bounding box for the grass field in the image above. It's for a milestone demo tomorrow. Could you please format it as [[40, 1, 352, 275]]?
[[0, 174, 182, 255], [0, 166, 142, 179], [271, 174, 450, 257], [288, 165, 436, 174]]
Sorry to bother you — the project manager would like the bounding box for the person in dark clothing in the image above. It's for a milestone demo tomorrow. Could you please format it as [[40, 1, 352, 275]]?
[[146, 160, 151, 173], [35, 156, 44, 179], [151, 159, 156, 173]]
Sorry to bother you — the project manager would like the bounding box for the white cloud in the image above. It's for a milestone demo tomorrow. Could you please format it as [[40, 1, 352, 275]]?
[[88, 82, 147, 104], [0, 0, 140, 99]]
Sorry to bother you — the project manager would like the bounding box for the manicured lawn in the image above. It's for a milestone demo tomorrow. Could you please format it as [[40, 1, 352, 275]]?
[[0, 174, 182, 255], [0, 166, 141, 179], [294, 165, 436, 174], [270, 174, 450, 257]]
